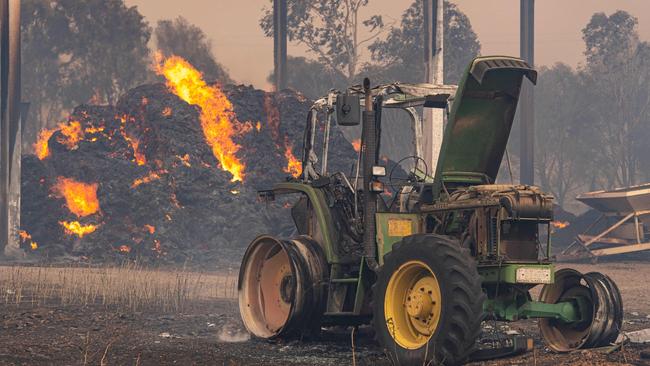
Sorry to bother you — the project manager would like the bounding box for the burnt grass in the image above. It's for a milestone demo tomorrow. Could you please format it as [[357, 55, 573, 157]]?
[[0, 300, 387, 366], [15, 84, 650, 365], [0, 297, 647, 366], [20, 83, 357, 266]]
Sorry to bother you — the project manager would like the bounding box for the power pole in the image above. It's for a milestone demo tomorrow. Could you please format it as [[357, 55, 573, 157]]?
[[423, 0, 444, 173], [519, 0, 534, 185], [0, 0, 21, 257], [273, 0, 287, 91]]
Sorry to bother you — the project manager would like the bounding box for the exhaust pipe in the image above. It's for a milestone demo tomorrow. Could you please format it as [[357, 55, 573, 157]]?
[[361, 78, 379, 270]]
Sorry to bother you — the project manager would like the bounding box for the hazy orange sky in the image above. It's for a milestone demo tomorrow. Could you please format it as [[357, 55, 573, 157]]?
[[125, 0, 650, 89]]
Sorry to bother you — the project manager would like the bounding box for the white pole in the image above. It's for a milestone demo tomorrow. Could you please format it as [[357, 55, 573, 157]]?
[[423, 0, 444, 175]]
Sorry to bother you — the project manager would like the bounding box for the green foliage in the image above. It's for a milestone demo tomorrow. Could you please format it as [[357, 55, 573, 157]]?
[[534, 64, 589, 206], [22, 0, 70, 134], [579, 10, 650, 188], [261, 1, 479, 99], [155, 17, 232, 84], [59, 0, 152, 104], [367, 0, 480, 84], [583, 11, 639, 70], [260, 0, 385, 80], [22, 0, 152, 140], [534, 10, 650, 208]]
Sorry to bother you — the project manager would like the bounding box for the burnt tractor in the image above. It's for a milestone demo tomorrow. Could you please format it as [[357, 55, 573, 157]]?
[[238, 56, 623, 365]]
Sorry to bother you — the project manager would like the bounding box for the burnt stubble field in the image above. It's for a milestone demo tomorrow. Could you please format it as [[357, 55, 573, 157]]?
[[9, 45, 650, 366], [1, 261, 648, 366]]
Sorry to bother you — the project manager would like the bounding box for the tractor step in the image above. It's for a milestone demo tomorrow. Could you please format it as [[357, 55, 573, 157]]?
[[330, 278, 359, 284], [323, 311, 358, 316], [325, 260, 368, 317]]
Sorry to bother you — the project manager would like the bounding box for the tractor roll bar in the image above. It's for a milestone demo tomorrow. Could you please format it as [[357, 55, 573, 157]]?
[[301, 83, 457, 181]]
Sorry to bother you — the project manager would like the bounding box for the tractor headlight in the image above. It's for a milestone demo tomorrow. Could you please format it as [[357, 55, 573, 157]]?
[[372, 166, 386, 177]]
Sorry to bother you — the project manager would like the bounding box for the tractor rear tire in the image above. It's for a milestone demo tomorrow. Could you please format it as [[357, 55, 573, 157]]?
[[238, 235, 328, 340], [372, 234, 485, 366]]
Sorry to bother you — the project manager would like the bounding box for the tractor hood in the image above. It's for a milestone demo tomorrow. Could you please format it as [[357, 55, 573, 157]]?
[[433, 56, 537, 189]]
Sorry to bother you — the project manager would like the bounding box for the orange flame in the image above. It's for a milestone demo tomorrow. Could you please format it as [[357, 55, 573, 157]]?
[[34, 128, 56, 160], [283, 137, 302, 178], [156, 54, 245, 182], [84, 125, 105, 134], [551, 221, 570, 229], [60, 221, 98, 238], [119, 115, 147, 166], [162, 107, 172, 117], [263, 94, 280, 141], [18, 230, 30, 241], [144, 224, 156, 234], [351, 138, 361, 153], [34, 119, 104, 159], [178, 154, 191, 167], [57, 121, 84, 149], [52, 177, 100, 217], [19, 230, 38, 250], [262, 93, 301, 178], [255, 122, 261, 132], [131, 170, 167, 188]]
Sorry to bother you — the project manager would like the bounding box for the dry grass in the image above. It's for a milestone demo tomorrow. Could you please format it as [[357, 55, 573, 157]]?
[[0, 264, 237, 312]]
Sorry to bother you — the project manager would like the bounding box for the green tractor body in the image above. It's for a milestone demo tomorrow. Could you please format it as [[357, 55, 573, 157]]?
[[238, 56, 623, 365]]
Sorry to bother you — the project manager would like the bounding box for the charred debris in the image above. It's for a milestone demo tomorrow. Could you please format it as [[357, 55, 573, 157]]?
[[21, 81, 358, 266]]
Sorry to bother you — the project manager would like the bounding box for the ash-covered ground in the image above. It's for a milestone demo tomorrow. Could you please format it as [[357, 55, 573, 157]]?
[[20, 82, 357, 266], [1, 262, 648, 366]]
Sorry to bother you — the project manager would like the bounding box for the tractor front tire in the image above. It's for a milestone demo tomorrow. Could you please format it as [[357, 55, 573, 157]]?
[[373, 234, 485, 366]]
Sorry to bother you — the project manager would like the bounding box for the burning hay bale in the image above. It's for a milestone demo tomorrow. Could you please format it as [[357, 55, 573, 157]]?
[[21, 57, 357, 264]]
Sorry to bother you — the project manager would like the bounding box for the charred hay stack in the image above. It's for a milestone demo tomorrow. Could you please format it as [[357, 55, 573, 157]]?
[[21, 80, 357, 265]]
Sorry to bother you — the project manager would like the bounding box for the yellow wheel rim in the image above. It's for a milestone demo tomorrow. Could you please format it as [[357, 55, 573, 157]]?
[[384, 260, 442, 349]]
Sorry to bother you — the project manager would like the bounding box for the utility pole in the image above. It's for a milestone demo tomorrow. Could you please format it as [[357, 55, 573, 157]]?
[[423, 0, 444, 173], [0, 0, 21, 257], [519, 0, 534, 185], [273, 0, 287, 91]]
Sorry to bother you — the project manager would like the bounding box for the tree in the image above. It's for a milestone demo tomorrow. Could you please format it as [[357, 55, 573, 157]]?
[[260, 0, 386, 82], [580, 11, 650, 188], [534, 64, 589, 206], [22, 0, 152, 143], [367, 0, 481, 84], [267, 56, 347, 99], [22, 0, 71, 141], [583, 11, 639, 70], [155, 17, 232, 84], [58, 0, 152, 104]]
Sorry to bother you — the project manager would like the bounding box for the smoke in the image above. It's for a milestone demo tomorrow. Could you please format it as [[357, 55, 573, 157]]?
[[216, 320, 250, 343]]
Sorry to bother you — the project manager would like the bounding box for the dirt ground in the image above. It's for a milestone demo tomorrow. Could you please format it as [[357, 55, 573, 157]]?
[[1, 261, 650, 366]]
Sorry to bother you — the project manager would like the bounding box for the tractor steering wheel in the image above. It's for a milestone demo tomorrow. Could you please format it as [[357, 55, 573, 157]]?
[[387, 155, 429, 193]]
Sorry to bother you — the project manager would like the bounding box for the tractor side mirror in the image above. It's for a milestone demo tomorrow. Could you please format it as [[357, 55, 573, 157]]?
[[336, 94, 361, 126]]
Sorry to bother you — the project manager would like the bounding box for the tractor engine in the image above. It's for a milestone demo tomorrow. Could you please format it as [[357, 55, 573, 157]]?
[[441, 184, 554, 262]]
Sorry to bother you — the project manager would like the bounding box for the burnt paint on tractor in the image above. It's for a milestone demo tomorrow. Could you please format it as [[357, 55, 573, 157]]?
[[238, 56, 624, 366]]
